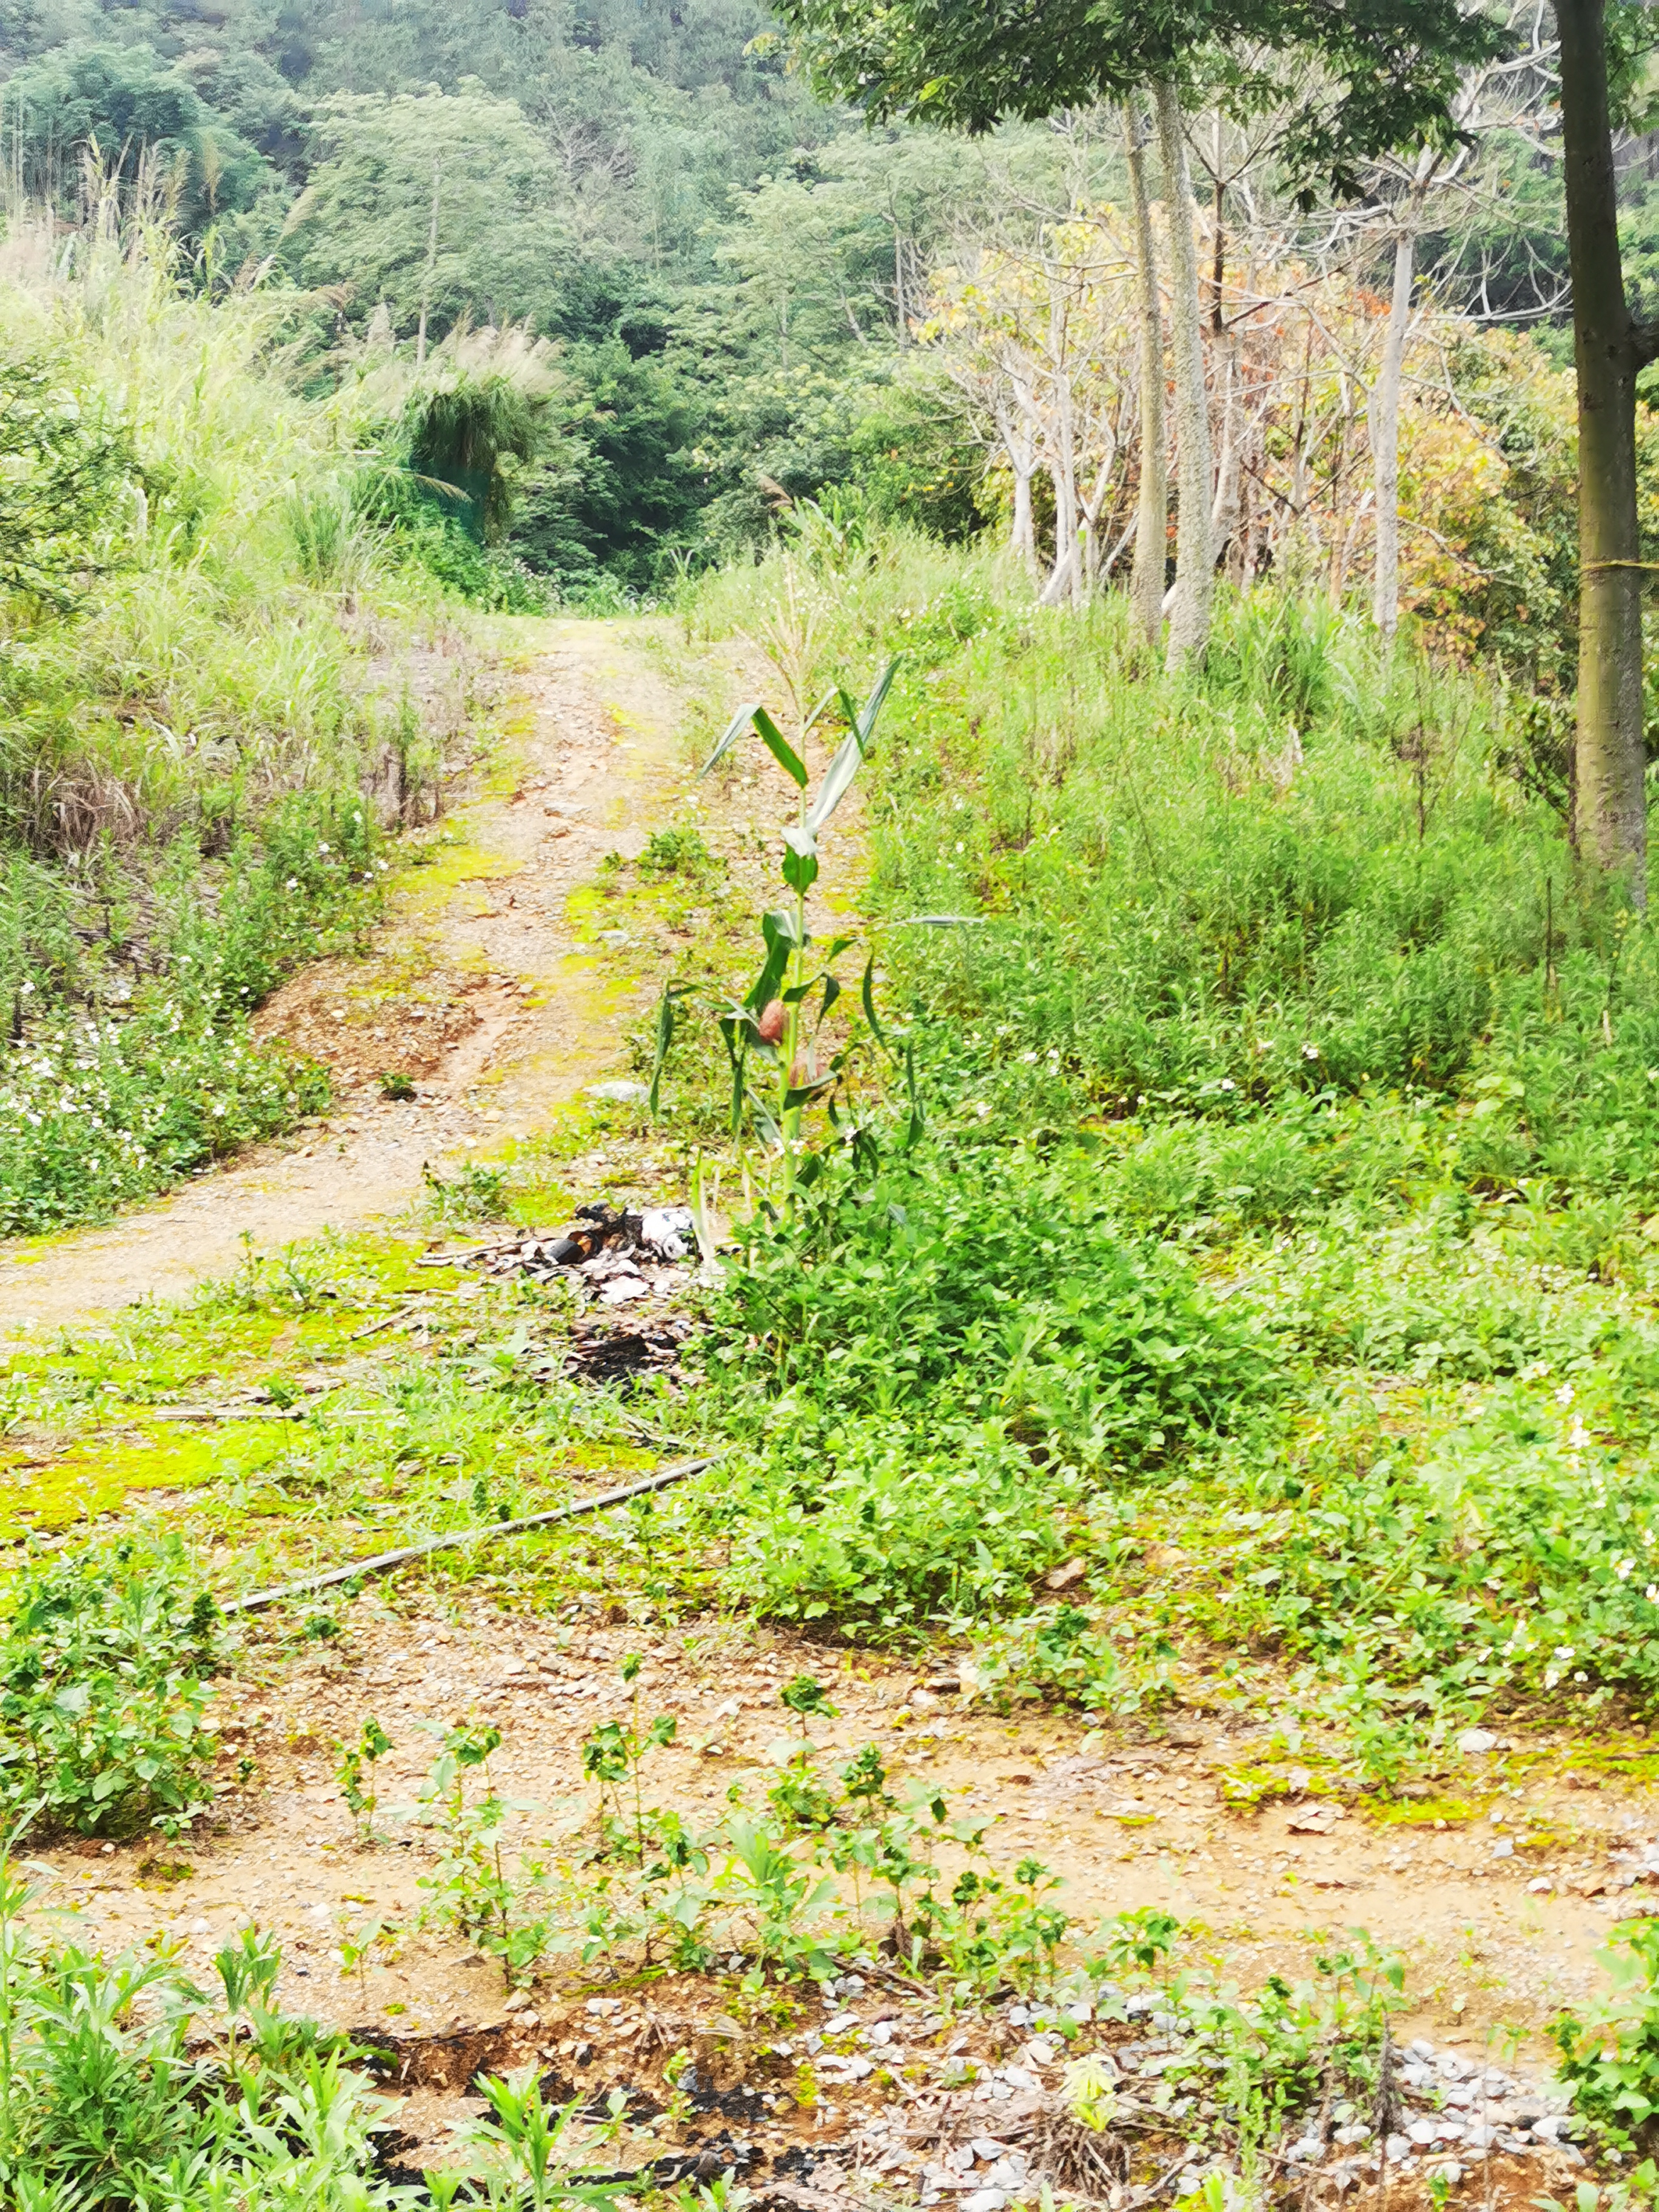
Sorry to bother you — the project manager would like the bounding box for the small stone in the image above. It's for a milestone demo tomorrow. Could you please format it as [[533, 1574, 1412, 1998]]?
[[1529, 1877, 1553, 1894], [823, 2012, 859, 2035], [1458, 1728, 1498, 1755], [1492, 1838, 1515, 1859], [962, 2191, 1007, 2212], [586, 1079, 648, 1102], [1407, 2121, 1438, 2148], [1386, 2136, 1412, 2163]]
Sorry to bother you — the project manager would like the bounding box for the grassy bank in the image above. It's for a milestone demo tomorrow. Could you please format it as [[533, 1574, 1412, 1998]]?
[[0, 201, 497, 1233]]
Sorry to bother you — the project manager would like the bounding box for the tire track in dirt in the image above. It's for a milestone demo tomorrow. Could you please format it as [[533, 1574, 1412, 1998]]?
[[0, 618, 711, 1342]]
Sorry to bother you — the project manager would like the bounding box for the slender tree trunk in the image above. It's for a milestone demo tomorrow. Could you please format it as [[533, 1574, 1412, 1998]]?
[[1045, 275, 1081, 603], [1155, 79, 1215, 667], [1010, 461, 1036, 569], [1123, 96, 1167, 649], [1212, 339, 1242, 553], [1370, 223, 1415, 646], [415, 159, 441, 369], [1560, 0, 1649, 903]]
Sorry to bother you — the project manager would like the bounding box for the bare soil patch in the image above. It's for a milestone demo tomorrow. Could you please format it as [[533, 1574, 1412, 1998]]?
[[30, 1600, 1651, 2202]]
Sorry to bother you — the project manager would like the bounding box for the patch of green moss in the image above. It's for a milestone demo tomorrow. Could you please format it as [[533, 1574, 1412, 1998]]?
[[395, 837, 523, 912], [0, 1418, 290, 1536], [1368, 1795, 1477, 1827]]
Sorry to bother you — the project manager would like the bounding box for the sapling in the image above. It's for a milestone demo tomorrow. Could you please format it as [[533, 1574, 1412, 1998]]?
[[651, 659, 900, 1189], [337, 1912, 386, 2009], [780, 1674, 837, 1738], [335, 1716, 394, 1844], [581, 1654, 678, 1863]]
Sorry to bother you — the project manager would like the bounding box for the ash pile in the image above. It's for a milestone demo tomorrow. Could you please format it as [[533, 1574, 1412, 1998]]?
[[427, 1202, 706, 1385], [431, 1202, 700, 1307]]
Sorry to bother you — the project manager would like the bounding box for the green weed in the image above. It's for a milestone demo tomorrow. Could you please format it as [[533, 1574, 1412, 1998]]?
[[0, 1538, 221, 1837]]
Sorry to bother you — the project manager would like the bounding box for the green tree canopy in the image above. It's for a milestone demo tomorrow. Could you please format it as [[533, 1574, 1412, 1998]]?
[[280, 84, 576, 340], [5, 42, 276, 233], [771, 0, 1507, 195]]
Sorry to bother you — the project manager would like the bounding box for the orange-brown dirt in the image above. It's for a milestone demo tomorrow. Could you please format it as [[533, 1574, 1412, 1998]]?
[[28, 1598, 1653, 2196]]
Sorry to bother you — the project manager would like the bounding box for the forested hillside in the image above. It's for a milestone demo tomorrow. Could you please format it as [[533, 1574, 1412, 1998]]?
[[0, 0, 1033, 589]]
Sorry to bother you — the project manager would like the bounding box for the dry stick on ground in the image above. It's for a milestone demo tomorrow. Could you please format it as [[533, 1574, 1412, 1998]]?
[[223, 1458, 716, 1614]]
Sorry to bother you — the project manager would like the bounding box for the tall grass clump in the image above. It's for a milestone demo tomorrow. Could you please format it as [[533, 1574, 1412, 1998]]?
[[0, 178, 487, 1230]]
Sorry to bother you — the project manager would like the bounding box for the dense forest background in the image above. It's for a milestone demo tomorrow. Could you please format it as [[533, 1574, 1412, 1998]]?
[[8, 0, 1631, 627], [0, 0, 1054, 593]]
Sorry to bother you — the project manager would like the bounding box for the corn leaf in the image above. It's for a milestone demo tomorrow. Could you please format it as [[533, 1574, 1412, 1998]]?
[[699, 700, 760, 779], [752, 706, 808, 788]]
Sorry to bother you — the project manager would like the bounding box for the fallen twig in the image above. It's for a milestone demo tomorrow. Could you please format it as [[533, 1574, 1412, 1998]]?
[[350, 1303, 423, 1342], [223, 1457, 716, 1615], [148, 1406, 307, 1423]]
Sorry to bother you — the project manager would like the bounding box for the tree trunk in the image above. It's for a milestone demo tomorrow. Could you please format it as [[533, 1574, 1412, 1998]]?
[[1155, 79, 1215, 668], [1122, 96, 1167, 649], [1369, 223, 1415, 646], [994, 370, 1043, 575], [1010, 461, 1036, 569], [1560, 0, 1649, 903], [1045, 273, 1081, 603]]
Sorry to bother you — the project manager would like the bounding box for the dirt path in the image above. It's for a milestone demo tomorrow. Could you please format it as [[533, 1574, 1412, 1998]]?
[[0, 618, 705, 1343], [34, 1600, 1647, 2193]]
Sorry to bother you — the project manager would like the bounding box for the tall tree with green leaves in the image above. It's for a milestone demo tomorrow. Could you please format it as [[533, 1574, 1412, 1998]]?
[[774, 0, 1656, 898], [774, 0, 1502, 658]]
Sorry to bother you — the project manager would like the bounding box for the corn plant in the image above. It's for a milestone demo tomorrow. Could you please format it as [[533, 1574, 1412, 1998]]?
[[652, 659, 899, 1182]]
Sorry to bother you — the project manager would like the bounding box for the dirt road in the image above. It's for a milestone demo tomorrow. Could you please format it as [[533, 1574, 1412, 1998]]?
[[0, 618, 703, 1342]]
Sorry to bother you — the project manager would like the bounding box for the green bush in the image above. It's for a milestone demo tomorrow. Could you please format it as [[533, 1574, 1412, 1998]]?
[[701, 1128, 1273, 1630], [0, 1540, 222, 1837], [0, 791, 376, 1232]]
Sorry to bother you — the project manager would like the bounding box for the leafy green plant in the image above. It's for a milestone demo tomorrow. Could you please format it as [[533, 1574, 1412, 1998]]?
[[458, 2067, 634, 2211], [336, 1717, 394, 1844], [423, 1158, 511, 1221], [412, 1723, 553, 1980], [720, 1817, 842, 1982], [0, 1841, 413, 2205], [580, 1652, 679, 1863], [1553, 1920, 1659, 2146], [0, 1540, 221, 1837], [651, 659, 898, 1175]]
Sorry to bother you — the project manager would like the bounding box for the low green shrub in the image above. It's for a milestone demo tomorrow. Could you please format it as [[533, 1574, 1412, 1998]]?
[[1554, 1919, 1659, 2148], [0, 1862, 630, 2208], [699, 1127, 1275, 1630], [0, 791, 377, 1232], [0, 1539, 222, 1837]]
